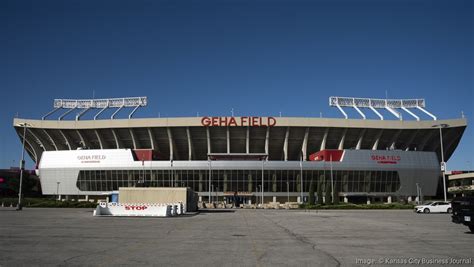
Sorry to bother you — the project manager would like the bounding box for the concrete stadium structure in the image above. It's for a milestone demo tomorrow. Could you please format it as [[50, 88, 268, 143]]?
[[13, 97, 467, 203]]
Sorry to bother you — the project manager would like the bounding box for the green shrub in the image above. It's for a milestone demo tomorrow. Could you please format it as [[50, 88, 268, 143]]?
[[299, 203, 414, 210], [1, 197, 96, 208]]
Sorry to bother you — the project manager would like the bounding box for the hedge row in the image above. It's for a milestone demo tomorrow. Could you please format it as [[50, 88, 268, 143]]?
[[299, 203, 415, 210], [0, 198, 97, 208]]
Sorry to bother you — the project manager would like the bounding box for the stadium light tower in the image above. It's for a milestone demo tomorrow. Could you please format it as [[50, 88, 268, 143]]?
[[433, 124, 449, 202], [16, 122, 31, 211]]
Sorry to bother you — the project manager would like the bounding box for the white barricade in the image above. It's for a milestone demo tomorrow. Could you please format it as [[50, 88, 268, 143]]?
[[168, 204, 177, 216], [176, 202, 184, 215], [94, 202, 180, 217]]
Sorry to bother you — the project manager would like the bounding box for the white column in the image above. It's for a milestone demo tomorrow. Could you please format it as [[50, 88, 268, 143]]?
[[112, 129, 122, 149], [302, 127, 309, 161], [58, 129, 72, 150], [283, 127, 289, 161], [320, 129, 328, 151], [129, 129, 139, 149], [206, 127, 211, 155], [356, 129, 366, 150], [147, 128, 156, 151], [186, 127, 193, 160], [372, 130, 383, 150], [338, 129, 347, 150], [246, 127, 250, 154], [167, 128, 174, 160], [265, 127, 270, 158]]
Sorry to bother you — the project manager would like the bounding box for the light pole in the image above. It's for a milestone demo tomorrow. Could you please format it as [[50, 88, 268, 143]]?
[[261, 160, 264, 205], [171, 159, 174, 187], [416, 183, 420, 204], [208, 158, 212, 204], [258, 185, 261, 205], [287, 180, 289, 203], [300, 154, 303, 203], [16, 123, 29, 211], [433, 124, 448, 202], [211, 184, 214, 203], [330, 153, 334, 204]]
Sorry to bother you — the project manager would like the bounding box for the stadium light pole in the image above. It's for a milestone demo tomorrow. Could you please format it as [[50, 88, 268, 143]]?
[[171, 159, 174, 187], [433, 124, 448, 202], [261, 159, 264, 206], [300, 154, 303, 203], [16, 122, 30, 211], [330, 153, 334, 204], [416, 183, 420, 204], [208, 158, 212, 204]]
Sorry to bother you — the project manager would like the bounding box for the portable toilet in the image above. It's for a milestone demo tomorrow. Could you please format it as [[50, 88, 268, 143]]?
[[110, 191, 119, 203]]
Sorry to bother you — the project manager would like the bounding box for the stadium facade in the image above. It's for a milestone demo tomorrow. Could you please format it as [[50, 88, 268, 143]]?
[[13, 97, 467, 203]]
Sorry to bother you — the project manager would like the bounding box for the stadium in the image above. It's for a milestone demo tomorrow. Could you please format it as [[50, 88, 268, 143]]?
[[13, 96, 467, 204]]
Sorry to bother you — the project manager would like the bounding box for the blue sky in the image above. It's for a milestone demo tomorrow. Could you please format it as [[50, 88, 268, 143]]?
[[1, 0, 472, 169]]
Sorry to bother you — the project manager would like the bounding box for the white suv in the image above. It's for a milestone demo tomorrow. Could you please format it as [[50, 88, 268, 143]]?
[[414, 201, 452, 214]]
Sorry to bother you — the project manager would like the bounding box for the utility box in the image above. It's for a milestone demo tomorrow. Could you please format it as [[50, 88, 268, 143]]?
[[118, 187, 198, 212]]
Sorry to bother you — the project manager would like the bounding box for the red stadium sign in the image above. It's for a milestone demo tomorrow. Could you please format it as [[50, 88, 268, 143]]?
[[201, 117, 276, 127]]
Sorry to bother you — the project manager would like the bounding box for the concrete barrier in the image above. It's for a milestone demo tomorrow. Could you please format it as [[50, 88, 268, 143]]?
[[93, 202, 184, 217]]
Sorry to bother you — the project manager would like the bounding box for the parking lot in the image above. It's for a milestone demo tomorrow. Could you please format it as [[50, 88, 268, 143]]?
[[0, 208, 472, 266]]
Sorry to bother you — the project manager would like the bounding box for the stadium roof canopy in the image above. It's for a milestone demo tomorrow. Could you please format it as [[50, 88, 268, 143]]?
[[13, 116, 467, 164]]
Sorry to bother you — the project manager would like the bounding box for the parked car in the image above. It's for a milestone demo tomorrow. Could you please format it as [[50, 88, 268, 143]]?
[[451, 197, 474, 233], [414, 201, 452, 213]]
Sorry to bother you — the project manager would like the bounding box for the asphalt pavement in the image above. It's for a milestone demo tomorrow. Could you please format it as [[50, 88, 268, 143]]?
[[0, 208, 472, 266]]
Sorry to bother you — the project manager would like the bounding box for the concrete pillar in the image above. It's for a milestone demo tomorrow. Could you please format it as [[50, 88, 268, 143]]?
[[199, 196, 202, 202], [408, 196, 413, 202], [273, 196, 277, 203], [297, 196, 301, 203], [85, 195, 89, 201], [387, 196, 392, 204], [344, 196, 348, 203], [248, 199, 252, 205], [366, 198, 371, 205]]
